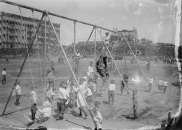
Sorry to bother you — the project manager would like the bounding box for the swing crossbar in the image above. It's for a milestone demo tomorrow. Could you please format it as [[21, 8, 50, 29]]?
[[0, 0, 116, 34]]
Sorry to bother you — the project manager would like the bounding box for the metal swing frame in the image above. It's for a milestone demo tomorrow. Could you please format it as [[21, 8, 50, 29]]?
[[0, 0, 142, 120]]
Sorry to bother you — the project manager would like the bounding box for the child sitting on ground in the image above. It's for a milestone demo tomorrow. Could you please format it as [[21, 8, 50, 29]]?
[[92, 101, 103, 130], [34, 99, 52, 123]]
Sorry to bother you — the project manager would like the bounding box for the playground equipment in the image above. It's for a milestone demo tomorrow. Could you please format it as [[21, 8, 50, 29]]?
[[0, 1, 181, 130], [0, 0, 145, 120]]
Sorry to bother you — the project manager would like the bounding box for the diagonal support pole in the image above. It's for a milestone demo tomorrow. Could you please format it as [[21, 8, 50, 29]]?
[[94, 27, 97, 62], [47, 13, 79, 88], [87, 26, 95, 42], [2, 12, 45, 115]]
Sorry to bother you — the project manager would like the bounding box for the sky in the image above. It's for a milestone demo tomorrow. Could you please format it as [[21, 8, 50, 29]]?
[[0, 0, 177, 44]]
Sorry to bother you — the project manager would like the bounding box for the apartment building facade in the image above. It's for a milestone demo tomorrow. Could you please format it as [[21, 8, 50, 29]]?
[[0, 12, 60, 56]]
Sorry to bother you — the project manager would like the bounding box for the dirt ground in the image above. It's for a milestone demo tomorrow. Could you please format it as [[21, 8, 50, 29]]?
[[0, 56, 180, 130]]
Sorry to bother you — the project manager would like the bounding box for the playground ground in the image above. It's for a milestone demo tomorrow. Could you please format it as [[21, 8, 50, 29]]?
[[0, 56, 180, 130]]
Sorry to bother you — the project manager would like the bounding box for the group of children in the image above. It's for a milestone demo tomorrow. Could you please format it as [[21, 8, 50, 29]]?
[[24, 71, 103, 129], [12, 58, 130, 130]]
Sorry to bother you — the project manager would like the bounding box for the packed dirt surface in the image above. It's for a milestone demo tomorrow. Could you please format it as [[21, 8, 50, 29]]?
[[0, 57, 180, 130]]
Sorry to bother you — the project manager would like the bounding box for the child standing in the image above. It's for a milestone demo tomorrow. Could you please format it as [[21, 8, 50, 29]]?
[[30, 103, 38, 121], [92, 101, 103, 130], [120, 80, 125, 94], [2, 68, 7, 85], [108, 79, 116, 105], [14, 82, 22, 106], [87, 61, 94, 77], [56, 82, 69, 120], [123, 73, 129, 95]]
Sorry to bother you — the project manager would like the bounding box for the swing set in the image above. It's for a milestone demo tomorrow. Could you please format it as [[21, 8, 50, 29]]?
[[0, 0, 149, 125]]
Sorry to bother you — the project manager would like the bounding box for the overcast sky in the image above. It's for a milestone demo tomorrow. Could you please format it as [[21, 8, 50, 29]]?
[[0, 0, 177, 44]]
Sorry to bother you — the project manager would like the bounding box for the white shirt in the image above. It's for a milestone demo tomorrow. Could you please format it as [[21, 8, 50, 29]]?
[[149, 78, 153, 84], [158, 80, 168, 86], [15, 85, 22, 95], [95, 111, 103, 121], [47, 88, 55, 98], [31, 91, 37, 103], [109, 83, 116, 91], [47, 71, 54, 80], [88, 66, 94, 75], [90, 82, 97, 92], [79, 81, 87, 95], [2, 70, 6, 75], [86, 88, 92, 97], [58, 87, 69, 99], [94, 111, 103, 129], [76, 53, 80, 57], [104, 35, 110, 45]]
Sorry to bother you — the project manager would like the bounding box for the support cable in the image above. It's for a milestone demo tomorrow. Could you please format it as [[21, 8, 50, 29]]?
[[73, 21, 77, 55]]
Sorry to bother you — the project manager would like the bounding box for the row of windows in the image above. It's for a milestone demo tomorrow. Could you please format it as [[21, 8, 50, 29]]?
[[0, 32, 58, 38], [1, 22, 59, 30], [0, 26, 59, 34]]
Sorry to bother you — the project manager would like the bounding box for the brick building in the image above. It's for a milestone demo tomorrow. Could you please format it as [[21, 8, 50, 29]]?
[[0, 12, 60, 56]]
